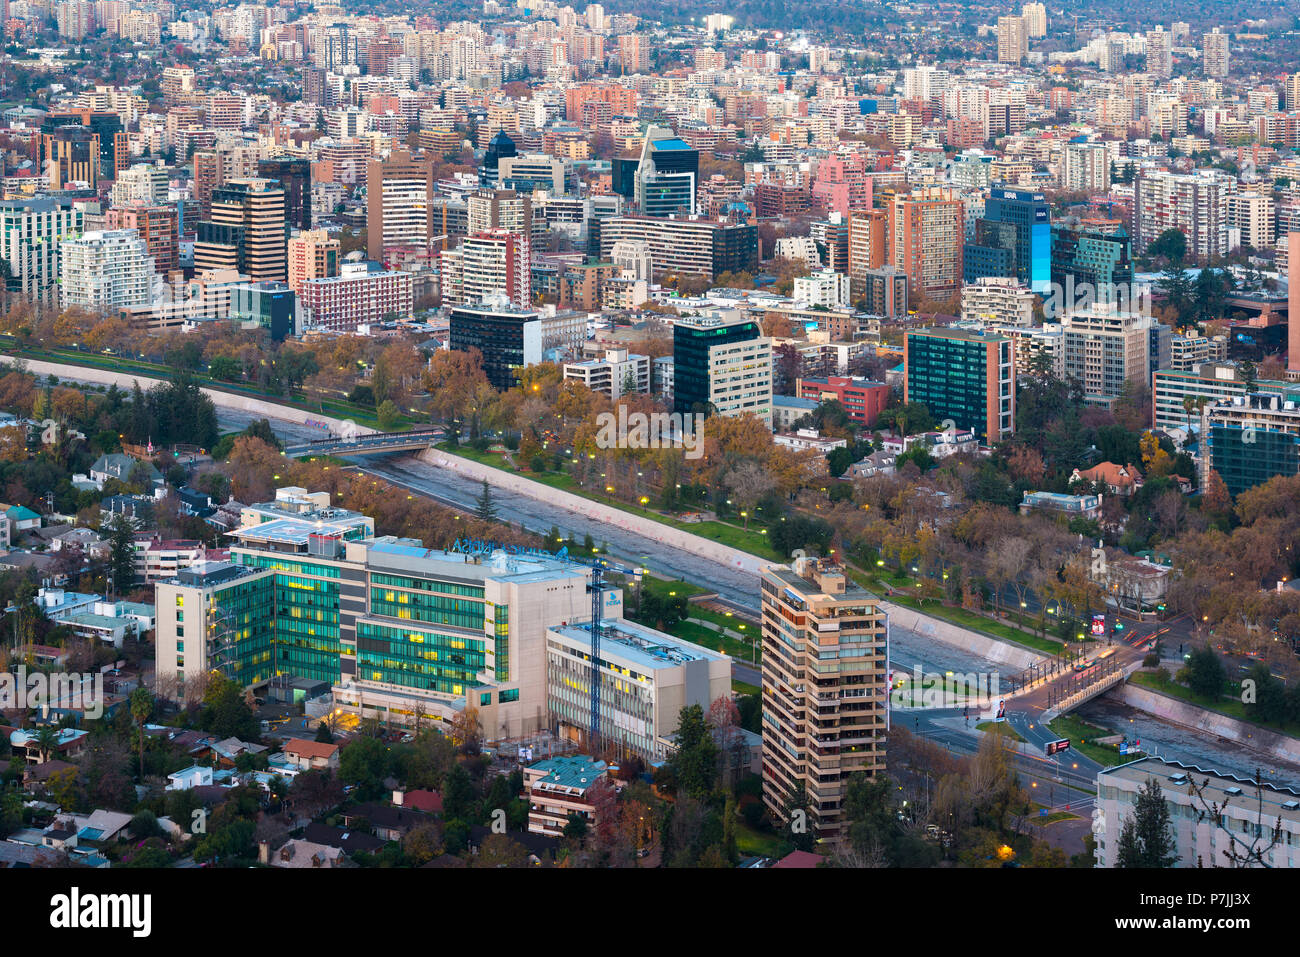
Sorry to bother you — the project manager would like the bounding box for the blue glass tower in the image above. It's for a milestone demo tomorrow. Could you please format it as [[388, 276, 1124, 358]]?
[[974, 186, 1051, 293]]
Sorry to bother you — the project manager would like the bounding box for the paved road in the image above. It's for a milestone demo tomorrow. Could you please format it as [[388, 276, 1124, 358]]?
[[355, 452, 767, 613]]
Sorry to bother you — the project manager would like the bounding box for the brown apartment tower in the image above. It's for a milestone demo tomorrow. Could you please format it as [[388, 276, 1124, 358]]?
[[366, 150, 435, 263], [761, 555, 888, 843]]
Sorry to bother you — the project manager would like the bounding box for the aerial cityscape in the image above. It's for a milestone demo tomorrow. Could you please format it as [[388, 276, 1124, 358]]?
[[0, 0, 1296, 911]]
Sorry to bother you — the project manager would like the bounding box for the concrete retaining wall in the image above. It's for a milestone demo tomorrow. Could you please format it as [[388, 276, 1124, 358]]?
[[5, 356, 1060, 674], [0, 356, 376, 437], [420, 448, 767, 574], [1116, 681, 1300, 764], [882, 603, 1045, 670]]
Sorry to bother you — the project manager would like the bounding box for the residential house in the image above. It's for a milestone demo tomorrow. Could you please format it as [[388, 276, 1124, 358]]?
[[1071, 461, 1143, 497], [0, 503, 41, 534], [88, 453, 163, 490], [281, 738, 341, 771]]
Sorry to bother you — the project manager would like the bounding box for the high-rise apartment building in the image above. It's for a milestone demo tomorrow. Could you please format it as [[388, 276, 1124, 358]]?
[[104, 204, 179, 276], [1021, 2, 1046, 37], [1134, 169, 1232, 259], [1202, 27, 1229, 79], [1145, 27, 1173, 79], [461, 230, 532, 307], [58, 229, 155, 316], [287, 229, 340, 294], [888, 187, 965, 303], [366, 150, 434, 261], [761, 555, 888, 843], [1060, 141, 1110, 193], [847, 208, 887, 302], [904, 328, 1015, 442], [997, 15, 1028, 64]]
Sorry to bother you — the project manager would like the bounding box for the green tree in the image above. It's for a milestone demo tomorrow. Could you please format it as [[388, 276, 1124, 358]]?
[[1184, 645, 1227, 700], [473, 479, 498, 522], [105, 511, 136, 596], [665, 704, 719, 800], [129, 686, 153, 780], [376, 399, 400, 431], [1148, 228, 1187, 263], [1116, 778, 1179, 868]]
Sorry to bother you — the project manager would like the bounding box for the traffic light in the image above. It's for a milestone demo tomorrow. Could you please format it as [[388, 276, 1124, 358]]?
[[1114, 621, 1125, 631]]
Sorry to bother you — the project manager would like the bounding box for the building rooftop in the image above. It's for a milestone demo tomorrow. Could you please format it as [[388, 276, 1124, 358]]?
[[527, 755, 608, 794], [551, 618, 728, 671]]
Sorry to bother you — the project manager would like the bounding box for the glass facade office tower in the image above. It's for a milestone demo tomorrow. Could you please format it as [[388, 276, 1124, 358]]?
[[965, 186, 1050, 293], [904, 328, 1015, 443]]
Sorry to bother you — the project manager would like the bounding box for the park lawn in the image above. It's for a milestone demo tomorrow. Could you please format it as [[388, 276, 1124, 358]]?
[[977, 721, 1024, 742], [1129, 671, 1300, 740], [1047, 714, 1128, 767], [666, 619, 759, 662], [640, 576, 707, 600], [734, 820, 786, 857], [732, 680, 761, 696], [434, 443, 781, 560], [1042, 811, 1079, 824], [847, 568, 1064, 656]]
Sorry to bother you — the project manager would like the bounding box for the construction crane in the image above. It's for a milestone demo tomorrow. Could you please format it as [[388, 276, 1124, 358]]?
[[587, 563, 603, 753]]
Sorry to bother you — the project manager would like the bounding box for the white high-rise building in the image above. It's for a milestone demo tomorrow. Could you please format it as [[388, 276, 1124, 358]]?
[[1134, 168, 1233, 259], [1145, 27, 1173, 79], [1060, 141, 1111, 192], [1020, 2, 1046, 38], [997, 15, 1028, 64], [111, 162, 170, 207], [0, 198, 84, 307], [59, 229, 155, 315], [1202, 27, 1229, 79]]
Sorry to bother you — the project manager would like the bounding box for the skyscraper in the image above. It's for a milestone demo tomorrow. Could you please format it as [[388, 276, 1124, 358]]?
[[965, 186, 1051, 293], [479, 129, 518, 188], [258, 156, 312, 231], [635, 126, 699, 217], [194, 178, 288, 281]]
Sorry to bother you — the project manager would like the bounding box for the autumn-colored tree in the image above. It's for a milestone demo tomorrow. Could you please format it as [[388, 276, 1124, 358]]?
[[224, 436, 285, 502], [0, 425, 26, 462], [1139, 431, 1173, 479], [423, 348, 492, 424]]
